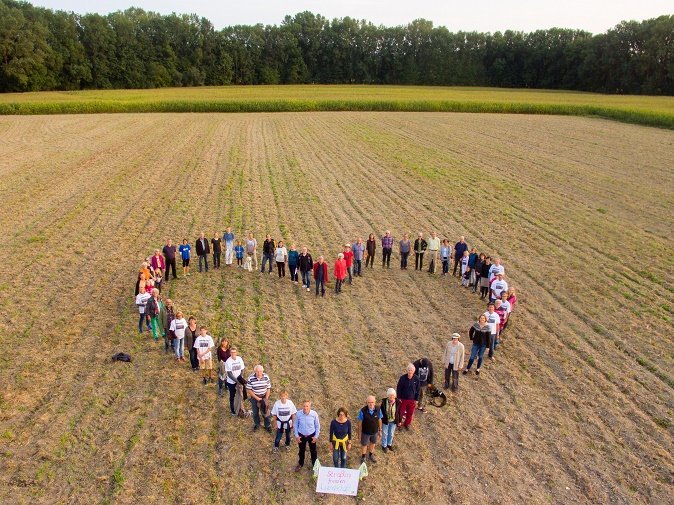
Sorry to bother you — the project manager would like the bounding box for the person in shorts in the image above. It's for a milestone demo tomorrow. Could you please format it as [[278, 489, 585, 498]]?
[[179, 239, 191, 276], [357, 395, 382, 464], [194, 326, 215, 385]]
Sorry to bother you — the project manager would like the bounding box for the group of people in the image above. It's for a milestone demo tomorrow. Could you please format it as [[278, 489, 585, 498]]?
[[131, 228, 518, 471]]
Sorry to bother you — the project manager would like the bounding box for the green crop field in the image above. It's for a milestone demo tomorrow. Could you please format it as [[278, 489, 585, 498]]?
[[1, 85, 673, 128]]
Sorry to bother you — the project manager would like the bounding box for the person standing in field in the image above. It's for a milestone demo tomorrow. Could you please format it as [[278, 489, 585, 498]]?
[[464, 314, 490, 376], [153, 268, 164, 293], [399, 233, 411, 270], [380, 388, 402, 453], [473, 253, 485, 294], [179, 239, 191, 277], [261, 234, 275, 274], [287, 243, 300, 283], [357, 395, 383, 464], [453, 236, 468, 277], [163, 298, 175, 353], [271, 390, 297, 453], [211, 232, 222, 269], [135, 287, 152, 334], [488, 257, 505, 282], [216, 338, 231, 396], [170, 311, 187, 362], [343, 244, 354, 284], [365, 233, 376, 269], [246, 232, 258, 270], [223, 227, 235, 266], [396, 364, 420, 430], [440, 239, 452, 275], [468, 247, 479, 287], [150, 249, 165, 281], [352, 238, 365, 276], [334, 253, 347, 294], [299, 246, 313, 292], [234, 240, 244, 267], [294, 400, 320, 472], [443, 333, 465, 391], [329, 407, 352, 468], [414, 233, 427, 271], [426, 232, 440, 274], [196, 232, 210, 273], [491, 271, 508, 303], [484, 303, 500, 361], [274, 240, 287, 278], [381, 230, 393, 268], [162, 239, 177, 281], [479, 256, 492, 299], [185, 317, 199, 371], [247, 365, 272, 432], [412, 357, 434, 412], [145, 288, 164, 342], [313, 255, 329, 297], [224, 347, 245, 415], [460, 250, 471, 287], [194, 326, 215, 385]]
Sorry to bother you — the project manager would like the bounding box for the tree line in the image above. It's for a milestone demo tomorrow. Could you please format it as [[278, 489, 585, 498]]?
[[1, 0, 672, 94]]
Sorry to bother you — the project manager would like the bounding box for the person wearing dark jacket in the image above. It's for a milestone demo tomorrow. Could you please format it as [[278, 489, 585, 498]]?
[[298, 246, 313, 292], [195, 232, 210, 272], [313, 256, 329, 297], [396, 364, 420, 430], [380, 388, 402, 453], [412, 357, 434, 411], [474, 253, 485, 294], [162, 239, 177, 281], [211, 233, 222, 268], [414, 233, 427, 271], [185, 317, 199, 371], [365, 234, 376, 268], [357, 395, 382, 464], [453, 236, 468, 276], [261, 235, 275, 274], [479, 257, 492, 299], [464, 315, 491, 375]]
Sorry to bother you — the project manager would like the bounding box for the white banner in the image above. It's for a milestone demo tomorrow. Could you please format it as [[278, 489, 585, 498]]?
[[315, 467, 360, 496]]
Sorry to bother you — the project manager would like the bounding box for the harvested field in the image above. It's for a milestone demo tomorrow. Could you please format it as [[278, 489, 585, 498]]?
[[0, 112, 672, 505]]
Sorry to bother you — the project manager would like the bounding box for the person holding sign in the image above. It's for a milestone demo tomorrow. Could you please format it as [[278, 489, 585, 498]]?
[[329, 407, 352, 468], [357, 396, 382, 464], [294, 400, 321, 472]]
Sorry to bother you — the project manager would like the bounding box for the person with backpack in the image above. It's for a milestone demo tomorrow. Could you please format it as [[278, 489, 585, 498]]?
[[412, 357, 434, 412], [442, 333, 465, 391], [357, 395, 382, 464], [380, 388, 402, 453], [298, 246, 313, 291]]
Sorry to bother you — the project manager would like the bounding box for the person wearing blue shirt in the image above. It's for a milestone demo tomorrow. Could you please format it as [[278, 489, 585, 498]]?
[[287, 244, 300, 283], [294, 400, 320, 472], [223, 227, 235, 266], [357, 395, 383, 464], [178, 239, 192, 276], [234, 241, 244, 267], [453, 236, 468, 277]]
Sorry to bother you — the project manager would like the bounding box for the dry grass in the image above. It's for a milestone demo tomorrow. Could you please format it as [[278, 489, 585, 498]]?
[[0, 112, 672, 504]]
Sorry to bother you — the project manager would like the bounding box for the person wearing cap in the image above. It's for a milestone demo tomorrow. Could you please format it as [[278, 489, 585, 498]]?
[[490, 271, 508, 303], [412, 357, 434, 412], [442, 333, 465, 391], [464, 314, 490, 376], [380, 388, 402, 453], [352, 238, 365, 277], [396, 363, 420, 430], [343, 244, 354, 284]]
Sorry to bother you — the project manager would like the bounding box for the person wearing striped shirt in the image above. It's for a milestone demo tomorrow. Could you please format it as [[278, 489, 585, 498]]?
[[246, 365, 272, 432]]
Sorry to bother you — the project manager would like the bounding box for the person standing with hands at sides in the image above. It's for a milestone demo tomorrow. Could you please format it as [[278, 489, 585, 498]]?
[[274, 240, 288, 278], [216, 338, 231, 396], [365, 233, 376, 269], [426, 232, 440, 274], [261, 234, 275, 274], [473, 253, 485, 293], [179, 239, 191, 277], [352, 238, 365, 277], [491, 272, 508, 303], [185, 317, 199, 371], [298, 246, 313, 291], [464, 315, 490, 376], [443, 333, 465, 391], [396, 364, 420, 430], [479, 256, 492, 299], [271, 390, 297, 453], [489, 257, 505, 282], [357, 395, 382, 464], [223, 227, 235, 266], [245, 232, 258, 270], [287, 243, 300, 283], [135, 286, 152, 334], [313, 255, 329, 297], [196, 232, 210, 273], [452, 236, 468, 277], [294, 400, 320, 472], [343, 244, 354, 284], [151, 249, 165, 278], [224, 347, 245, 415], [468, 247, 479, 287], [440, 239, 452, 275], [380, 388, 402, 453], [381, 230, 393, 268], [170, 311, 187, 362], [412, 357, 434, 412], [484, 303, 500, 361], [333, 253, 347, 294], [247, 365, 273, 432], [162, 239, 177, 281], [234, 240, 244, 267], [399, 233, 411, 270], [211, 232, 222, 269], [329, 408, 352, 468], [145, 288, 163, 342], [414, 233, 428, 271], [194, 326, 215, 385]]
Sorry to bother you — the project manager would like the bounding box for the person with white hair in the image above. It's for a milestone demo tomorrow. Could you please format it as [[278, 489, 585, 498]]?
[[357, 395, 383, 464], [246, 364, 272, 432], [396, 363, 420, 430], [313, 255, 329, 297], [333, 253, 347, 294], [381, 230, 394, 268], [380, 388, 402, 453]]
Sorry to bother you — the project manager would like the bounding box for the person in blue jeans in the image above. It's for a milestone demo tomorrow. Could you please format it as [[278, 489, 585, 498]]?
[[261, 235, 275, 273], [298, 246, 313, 291], [234, 240, 244, 267], [287, 243, 300, 283], [464, 315, 491, 376], [271, 391, 297, 453], [380, 388, 401, 453], [329, 407, 352, 468]]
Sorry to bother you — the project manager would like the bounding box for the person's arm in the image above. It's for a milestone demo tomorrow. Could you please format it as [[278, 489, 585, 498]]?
[[294, 412, 301, 441], [427, 362, 434, 385], [313, 413, 320, 441]]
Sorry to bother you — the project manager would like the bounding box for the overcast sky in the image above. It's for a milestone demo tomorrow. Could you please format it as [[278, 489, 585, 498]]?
[[28, 0, 672, 33]]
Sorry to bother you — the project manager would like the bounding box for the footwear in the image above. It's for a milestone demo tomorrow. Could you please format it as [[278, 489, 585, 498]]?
[[202, 377, 208, 385], [360, 455, 366, 463], [294, 465, 303, 473], [306, 288, 310, 292], [368, 453, 377, 463], [265, 426, 272, 433], [476, 369, 480, 375], [272, 447, 279, 454], [462, 370, 468, 375], [403, 425, 410, 431], [417, 406, 425, 412], [382, 446, 388, 453], [387, 445, 395, 452], [231, 412, 237, 416], [253, 425, 259, 431], [285, 444, 291, 452]]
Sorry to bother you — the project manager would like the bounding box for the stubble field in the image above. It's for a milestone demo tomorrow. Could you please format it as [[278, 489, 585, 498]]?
[[0, 112, 672, 505]]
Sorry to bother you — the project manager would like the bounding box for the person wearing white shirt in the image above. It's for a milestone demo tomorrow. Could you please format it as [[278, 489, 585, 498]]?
[[224, 348, 245, 415], [135, 290, 151, 334], [275, 241, 288, 278], [488, 258, 505, 282], [426, 232, 441, 273], [483, 304, 500, 361], [193, 326, 215, 385], [271, 390, 297, 452], [490, 272, 508, 302], [169, 311, 188, 362]]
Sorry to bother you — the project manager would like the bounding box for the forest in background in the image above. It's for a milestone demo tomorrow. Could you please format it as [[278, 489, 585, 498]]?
[[1, 0, 672, 94]]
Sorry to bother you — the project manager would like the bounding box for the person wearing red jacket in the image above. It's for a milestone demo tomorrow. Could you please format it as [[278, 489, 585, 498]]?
[[333, 253, 347, 294], [342, 244, 354, 284], [313, 256, 329, 297]]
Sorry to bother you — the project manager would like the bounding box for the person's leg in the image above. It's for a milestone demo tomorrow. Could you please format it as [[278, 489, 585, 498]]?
[[332, 447, 339, 467], [175, 338, 181, 359], [227, 382, 236, 413], [452, 369, 459, 391], [277, 262, 282, 277], [309, 439, 318, 465], [250, 398, 260, 427], [321, 279, 326, 296], [138, 313, 145, 334], [150, 316, 160, 341], [281, 263, 285, 277], [445, 366, 451, 387], [477, 344, 486, 370], [268, 254, 274, 273], [381, 423, 390, 449], [419, 253, 424, 271], [418, 385, 425, 410], [347, 266, 352, 284], [387, 423, 396, 448], [315, 280, 319, 296], [298, 436, 307, 467], [274, 427, 283, 448], [404, 399, 416, 426], [488, 334, 495, 359]]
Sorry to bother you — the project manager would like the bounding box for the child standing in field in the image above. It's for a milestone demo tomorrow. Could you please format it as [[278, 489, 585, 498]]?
[[235, 240, 244, 267], [461, 250, 470, 287], [154, 269, 163, 292], [179, 239, 191, 276]]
